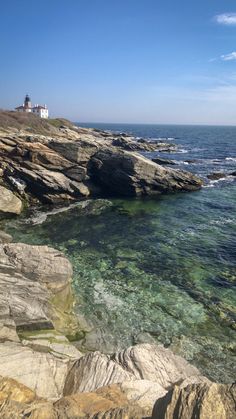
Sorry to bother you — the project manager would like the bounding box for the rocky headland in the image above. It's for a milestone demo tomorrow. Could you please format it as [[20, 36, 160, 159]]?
[[0, 111, 202, 212], [0, 112, 234, 418]]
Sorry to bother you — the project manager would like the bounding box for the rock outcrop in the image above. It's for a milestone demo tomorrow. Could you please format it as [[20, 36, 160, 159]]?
[[91, 149, 202, 196], [152, 382, 236, 419], [0, 186, 22, 214], [0, 115, 202, 206], [0, 243, 76, 335], [64, 344, 209, 396], [0, 231, 232, 419], [0, 342, 73, 399]]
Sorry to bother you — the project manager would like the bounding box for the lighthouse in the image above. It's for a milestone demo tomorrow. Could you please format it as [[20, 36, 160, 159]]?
[[15, 95, 49, 118], [24, 94, 32, 111]]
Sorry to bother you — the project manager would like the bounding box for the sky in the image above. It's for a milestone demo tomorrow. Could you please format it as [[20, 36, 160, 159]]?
[[1, 0, 236, 125]]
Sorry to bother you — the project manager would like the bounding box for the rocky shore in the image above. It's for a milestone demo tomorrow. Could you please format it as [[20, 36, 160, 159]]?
[[0, 232, 234, 418], [0, 112, 202, 212], [0, 113, 234, 418]]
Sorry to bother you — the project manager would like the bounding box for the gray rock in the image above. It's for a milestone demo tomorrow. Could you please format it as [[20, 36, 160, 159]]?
[[0, 341, 71, 399], [0, 230, 12, 244], [207, 172, 227, 181], [152, 157, 176, 165], [111, 344, 210, 388], [64, 344, 209, 396], [0, 243, 74, 333], [91, 149, 202, 196], [0, 186, 22, 214], [63, 351, 134, 394], [0, 124, 202, 205]]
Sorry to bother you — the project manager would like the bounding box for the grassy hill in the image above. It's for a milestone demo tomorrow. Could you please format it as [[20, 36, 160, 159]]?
[[0, 110, 75, 135]]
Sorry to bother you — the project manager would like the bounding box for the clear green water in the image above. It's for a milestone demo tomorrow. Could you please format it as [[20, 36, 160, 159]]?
[[2, 124, 236, 383]]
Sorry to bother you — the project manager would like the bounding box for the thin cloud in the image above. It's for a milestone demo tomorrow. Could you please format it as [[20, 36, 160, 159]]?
[[215, 13, 236, 25], [221, 52, 236, 61]]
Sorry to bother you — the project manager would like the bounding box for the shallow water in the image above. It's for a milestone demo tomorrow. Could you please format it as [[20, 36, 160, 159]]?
[[3, 124, 236, 383]]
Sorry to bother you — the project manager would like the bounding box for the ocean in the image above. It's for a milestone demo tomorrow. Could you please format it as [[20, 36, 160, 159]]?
[[4, 123, 236, 383]]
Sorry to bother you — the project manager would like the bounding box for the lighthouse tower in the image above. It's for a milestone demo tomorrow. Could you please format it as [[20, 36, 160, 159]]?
[[24, 94, 32, 112], [15, 95, 49, 118]]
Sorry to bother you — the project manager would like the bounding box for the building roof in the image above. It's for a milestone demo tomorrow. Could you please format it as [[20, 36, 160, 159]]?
[[15, 106, 25, 109], [33, 105, 47, 110]]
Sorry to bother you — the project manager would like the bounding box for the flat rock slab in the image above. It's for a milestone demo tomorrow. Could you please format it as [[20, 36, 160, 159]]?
[[0, 342, 70, 399], [0, 243, 73, 335], [0, 186, 22, 214]]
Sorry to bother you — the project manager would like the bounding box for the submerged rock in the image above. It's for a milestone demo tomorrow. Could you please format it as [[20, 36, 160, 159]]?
[[0, 230, 12, 243], [207, 172, 228, 181], [0, 186, 22, 214], [152, 157, 176, 165]]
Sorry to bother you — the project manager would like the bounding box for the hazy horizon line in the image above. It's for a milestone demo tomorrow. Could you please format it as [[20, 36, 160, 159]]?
[[75, 120, 236, 128]]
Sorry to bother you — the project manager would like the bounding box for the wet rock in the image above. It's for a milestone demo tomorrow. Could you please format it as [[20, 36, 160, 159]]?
[[112, 136, 169, 152], [91, 149, 202, 196], [152, 157, 176, 165], [0, 230, 12, 244], [185, 159, 199, 164], [207, 172, 227, 181], [0, 186, 22, 214], [152, 382, 236, 419]]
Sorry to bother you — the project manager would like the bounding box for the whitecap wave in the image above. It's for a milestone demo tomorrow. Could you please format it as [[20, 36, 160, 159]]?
[[175, 149, 189, 154], [210, 217, 235, 226]]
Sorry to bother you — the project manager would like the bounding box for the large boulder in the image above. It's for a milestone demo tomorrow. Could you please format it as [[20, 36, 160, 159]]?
[[0, 125, 202, 206], [0, 381, 145, 418], [64, 344, 209, 396], [91, 149, 202, 197], [0, 243, 78, 339], [0, 342, 70, 399], [152, 382, 236, 419], [11, 161, 90, 203], [0, 186, 22, 214], [64, 351, 134, 394]]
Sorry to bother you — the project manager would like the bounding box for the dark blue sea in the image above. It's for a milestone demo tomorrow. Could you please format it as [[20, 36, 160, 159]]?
[[5, 123, 236, 382]]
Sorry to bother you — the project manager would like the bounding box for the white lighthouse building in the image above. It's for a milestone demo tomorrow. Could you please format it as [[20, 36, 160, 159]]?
[[15, 95, 49, 119]]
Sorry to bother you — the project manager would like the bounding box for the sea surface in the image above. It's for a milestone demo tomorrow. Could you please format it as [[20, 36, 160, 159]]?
[[3, 124, 236, 383]]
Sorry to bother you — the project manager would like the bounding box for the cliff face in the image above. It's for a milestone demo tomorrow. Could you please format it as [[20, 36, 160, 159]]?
[[0, 112, 202, 212]]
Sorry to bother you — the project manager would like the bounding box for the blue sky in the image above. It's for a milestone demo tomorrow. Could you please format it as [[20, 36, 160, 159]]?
[[1, 0, 236, 124]]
